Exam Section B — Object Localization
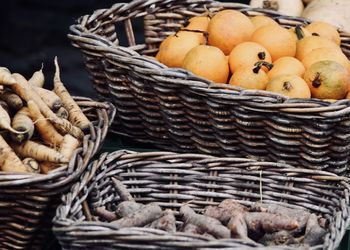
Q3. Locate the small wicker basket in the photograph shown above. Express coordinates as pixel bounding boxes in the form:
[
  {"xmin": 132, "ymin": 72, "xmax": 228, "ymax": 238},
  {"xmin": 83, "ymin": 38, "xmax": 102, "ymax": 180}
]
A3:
[
  {"xmin": 54, "ymin": 150, "xmax": 350, "ymax": 250},
  {"xmin": 0, "ymin": 97, "xmax": 115, "ymax": 249},
  {"xmin": 68, "ymin": 0, "xmax": 350, "ymax": 176}
]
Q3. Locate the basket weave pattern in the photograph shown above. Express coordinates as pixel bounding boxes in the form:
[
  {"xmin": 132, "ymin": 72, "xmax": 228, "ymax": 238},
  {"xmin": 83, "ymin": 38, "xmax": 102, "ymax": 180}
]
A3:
[
  {"xmin": 0, "ymin": 97, "xmax": 115, "ymax": 249},
  {"xmin": 54, "ymin": 150, "xmax": 350, "ymax": 250},
  {"xmin": 69, "ymin": 0, "xmax": 350, "ymax": 175}
]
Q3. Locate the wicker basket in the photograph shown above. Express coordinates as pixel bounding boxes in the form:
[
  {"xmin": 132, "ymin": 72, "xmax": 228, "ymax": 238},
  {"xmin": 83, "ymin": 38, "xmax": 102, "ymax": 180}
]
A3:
[
  {"xmin": 0, "ymin": 96, "xmax": 115, "ymax": 250},
  {"xmin": 53, "ymin": 150, "xmax": 350, "ymax": 250},
  {"xmin": 68, "ymin": 0, "xmax": 350, "ymax": 175}
]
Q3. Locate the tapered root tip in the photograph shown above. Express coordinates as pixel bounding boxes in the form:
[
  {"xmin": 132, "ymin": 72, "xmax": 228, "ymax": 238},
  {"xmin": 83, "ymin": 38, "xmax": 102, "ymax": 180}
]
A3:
[{"xmin": 54, "ymin": 56, "xmax": 61, "ymax": 81}]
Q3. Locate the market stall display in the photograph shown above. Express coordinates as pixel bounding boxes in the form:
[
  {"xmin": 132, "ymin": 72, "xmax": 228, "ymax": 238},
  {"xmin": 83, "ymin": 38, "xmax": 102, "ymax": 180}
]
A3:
[{"xmin": 1, "ymin": 0, "xmax": 350, "ymax": 249}]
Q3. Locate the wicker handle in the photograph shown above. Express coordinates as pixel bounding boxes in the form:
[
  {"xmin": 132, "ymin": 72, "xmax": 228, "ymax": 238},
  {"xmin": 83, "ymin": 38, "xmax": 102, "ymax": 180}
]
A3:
[
  {"xmin": 70, "ymin": 0, "xmax": 216, "ymax": 49},
  {"xmin": 82, "ymin": 0, "xmax": 216, "ymax": 29}
]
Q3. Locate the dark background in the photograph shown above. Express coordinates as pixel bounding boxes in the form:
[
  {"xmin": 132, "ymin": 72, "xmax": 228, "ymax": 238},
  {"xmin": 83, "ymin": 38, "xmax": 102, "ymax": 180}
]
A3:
[{"xmin": 0, "ymin": 0, "xmax": 249, "ymax": 98}]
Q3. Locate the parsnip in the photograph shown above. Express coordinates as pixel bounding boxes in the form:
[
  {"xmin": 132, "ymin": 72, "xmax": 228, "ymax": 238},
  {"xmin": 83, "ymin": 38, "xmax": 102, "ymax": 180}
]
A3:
[
  {"xmin": 11, "ymin": 73, "xmax": 83, "ymax": 139},
  {"xmin": 53, "ymin": 57, "xmax": 90, "ymax": 130}
]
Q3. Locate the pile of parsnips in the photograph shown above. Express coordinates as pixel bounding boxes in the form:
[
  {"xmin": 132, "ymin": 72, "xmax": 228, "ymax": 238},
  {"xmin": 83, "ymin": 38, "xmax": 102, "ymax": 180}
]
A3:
[{"xmin": 0, "ymin": 57, "xmax": 90, "ymax": 174}]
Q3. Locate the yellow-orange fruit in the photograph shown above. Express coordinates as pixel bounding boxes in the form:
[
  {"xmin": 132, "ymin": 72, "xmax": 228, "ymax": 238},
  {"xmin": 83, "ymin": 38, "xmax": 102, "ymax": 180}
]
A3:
[
  {"xmin": 183, "ymin": 45, "xmax": 229, "ymax": 83},
  {"xmin": 296, "ymin": 35, "xmax": 341, "ymax": 61},
  {"xmin": 184, "ymin": 16, "xmax": 211, "ymax": 44},
  {"xmin": 304, "ymin": 60, "xmax": 349, "ymax": 99},
  {"xmin": 156, "ymin": 31, "xmax": 202, "ymax": 68},
  {"xmin": 251, "ymin": 25, "xmax": 296, "ymax": 61},
  {"xmin": 305, "ymin": 21, "xmax": 341, "ymax": 45},
  {"xmin": 185, "ymin": 16, "xmax": 211, "ymax": 31},
  {"xmin": 228, "ymin": 42, "xmax": 272, "ymax": 73},
  {"xmin": 229, "ymin": 64, "xmax": 269, "ymax": 90},
  {"xmin": 301, "ymin": 47, "xmax": 350, "ymax": 73},
  {"xmin": 266, "ymin": 74, "xmax": 311, "ymax": 98},
  {"xmin": 268, "ymin": 57, "xmax": 305, "ymax": 79},
  {"xmin": 250, "ymin": 15, "xmax": 279, "ymax": 30},
  {"xmin": 288, "ymin": 26, "xmax": 312, "ymax": 42},
  {"xmin": 208, "ymin": 10, "xmax": 254, "ymax": 55}
]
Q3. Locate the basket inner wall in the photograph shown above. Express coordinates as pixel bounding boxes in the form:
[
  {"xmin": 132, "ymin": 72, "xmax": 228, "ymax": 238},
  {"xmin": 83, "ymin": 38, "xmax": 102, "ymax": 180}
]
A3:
[{"xmin": 72, "ymin": 155, "xmax": 344, "ymax": 228}]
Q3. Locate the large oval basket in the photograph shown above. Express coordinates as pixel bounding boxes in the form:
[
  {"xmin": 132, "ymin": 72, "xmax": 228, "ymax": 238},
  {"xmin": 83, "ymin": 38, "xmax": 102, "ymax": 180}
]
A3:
[
  {"xmin": 53, "ymin": 150, "xmax": 350, "ymax": 250},
  {"xmin": 0, "ymin": 97, "xmax": 115, "ymax": 249},
  {"xmin": 68, "ymin": 0, "xmax": 350, "ymax": 175}
]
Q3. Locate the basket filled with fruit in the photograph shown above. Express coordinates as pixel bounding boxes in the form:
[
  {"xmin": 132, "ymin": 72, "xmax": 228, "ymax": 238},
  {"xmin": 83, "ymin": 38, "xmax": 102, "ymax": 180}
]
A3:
[
  {"xmin": 53, "ymin": 150, "xmax": 350, "ymax": 249},
  {"xmin": 0, "ymin": 59, "xmax": 115, "ymax": 249},
  {"xmin": 69, "ymin": 0, "xmax": 350, "ymax": 175}
]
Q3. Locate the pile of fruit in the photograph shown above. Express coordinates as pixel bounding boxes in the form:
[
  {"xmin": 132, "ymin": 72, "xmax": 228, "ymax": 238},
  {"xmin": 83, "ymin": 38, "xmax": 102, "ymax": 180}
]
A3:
[
  {"xmin": 94, "ymin": 179, "xmax": 327, "ymax": 248},
  {"xmin": 0, "ymin": 58, "xmax": 90, "ymax": 174},
  {"xmin": 155, "ymin": 9, "xmax": 350, "ymax": 100}
]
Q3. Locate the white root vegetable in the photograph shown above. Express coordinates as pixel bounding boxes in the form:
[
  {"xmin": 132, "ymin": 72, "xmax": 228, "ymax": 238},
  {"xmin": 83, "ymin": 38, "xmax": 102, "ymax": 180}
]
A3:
[
  {"xmin": 0, "ymin": 67, "xmax": 16, "ymax": 85},
  {"xmin": 59, "ymin": 134, "xmax": 80, "ymax": 159},
  {"xmin": 12, "ymin": 140, "xmax": 69, "ymax": 163},
  {"xmin": 0, "ymin": 91, "xmax": 23, "ymax": 111},
  {"xmin": 28, "ymin": 64, "xmax": 45, "ymax": 87},
  {"xmin": 27, "ymin": 100, "xmax": 64, "ymax": 146},
  {"xmin": 11, "ymin": 73, "xmax": 83, "ymax": 139},
  {"xmin": 0, "ymin": 103, "xmax": 28, "ymax": 134},
  {"xmin": 53, "ymin": 57, "xmax": 91, "ymax": 130},
  {"xmin": 250, "ymin": 0, "xmax": 304, "ymax": 17},
  {"xmin": 0, "ymin": 135, "xmax": 27, "ymax": 173},
  {"xmin": 33, "ymin": 86, "xmax": 62, "ymax": 111},
  {"xmin": 55, "ymin": 107, "xmax": 69, "ymax": 119},
  {"xmin": 11, "ymin": 108, "xmax": 35, "ymax": 142},
  {"xmin": 302, "ymin": 0, "xmax": 350, "ymax": 33},
  {"xmin": 22, "ymin": 158, "xmax": 40, "ymax": 173}
]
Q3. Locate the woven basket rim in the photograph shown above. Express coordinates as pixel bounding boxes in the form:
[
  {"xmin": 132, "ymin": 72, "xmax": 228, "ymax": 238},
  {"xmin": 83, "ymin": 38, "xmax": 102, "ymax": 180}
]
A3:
[
  {"xmin": 0, "ymin": 96, "xmax": 116, "ymax": 188},
  {"xmin": 53, "ymin": 150, "xmax": 350, "ymax": 249}
]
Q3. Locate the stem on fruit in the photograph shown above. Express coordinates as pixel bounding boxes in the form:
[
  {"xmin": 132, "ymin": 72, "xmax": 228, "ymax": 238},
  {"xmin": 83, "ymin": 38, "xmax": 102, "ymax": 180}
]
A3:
[
  {"xmin": 295, "ymin": 25, "xmax": 305, "ymax": 40},
  {"xmin": 283, "ymin": 81, "xmax": 292, "ymax": 91},
  {"xmin": 312, "ymin": 72, "xmax": 322, "ymax": 88},
  {"xmin": 258, "ymin": 52, "xmax": 266, "ymax": 60},
  {"xmin": 254, "ymin": 61, "xmax": 274, "ymax": 74}
]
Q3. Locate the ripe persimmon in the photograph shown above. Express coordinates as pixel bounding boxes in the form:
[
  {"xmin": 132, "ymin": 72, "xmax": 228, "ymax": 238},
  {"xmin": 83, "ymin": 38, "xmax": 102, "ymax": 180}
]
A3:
[
  {"xmin": 228, "ymin": 42, "xmax": 271, "ymax": 73},
  {"xmin": 229, "ymin": 61, "xmax": 271, "ymax": 90},
  {"xmin": 184, "ymin": 16, "xmax": 211, "ymax": 31},
  {"xmin": 266, "ymin": 74, "xmax": 311, "ymax": 98},
  {"xmin": 268, "ymin": 57, "xmax": 305, "ymax": 79},
  {"xmin": 208, "ymin": 10, "xmax": 254, "ymax": 55},
  {"xmin": 288, "ymin": 25, "xmax": 312, "ymax": 42},
  {"xmin": 305, "ymin": 21, "xmax": 341, "ymax": 45},
  {"xmin": 183, "ymin": 16, "xmax": 211, "ymax": 44},
  {"xmin": 304, "ymin": 60, "xmax": 349, "ymax": 99},
  {"xmin": 156, "ymin": 31, "xmax": 202, "ymax": 68},
  {"xmin": 250, "ymin": 15, "xmax": 279, "ymax": 30},
  {"xmin": 301, "ymin": 47, "xmax": 350, "ymax": 73},
  {"xmin": 251, "ymin": 24, "xmax": 296, "ymax": 61},
  {"xmin": 182, "ymin": 45, "xmax": 229, "ymax": 83},
  {"xmin": 296, "ymin": 35, "xmax": 341, "ymax": 61}
]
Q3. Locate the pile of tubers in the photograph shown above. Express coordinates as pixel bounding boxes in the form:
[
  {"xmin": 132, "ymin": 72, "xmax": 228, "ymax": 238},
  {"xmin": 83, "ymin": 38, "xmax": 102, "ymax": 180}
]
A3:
[
  {"xmin": 94, "ymin": 179, "xmax": 327, "ymax": 247},
  {"xmin": 0, "ymin": 57, "xmax": 90, "ymax": 174}
]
